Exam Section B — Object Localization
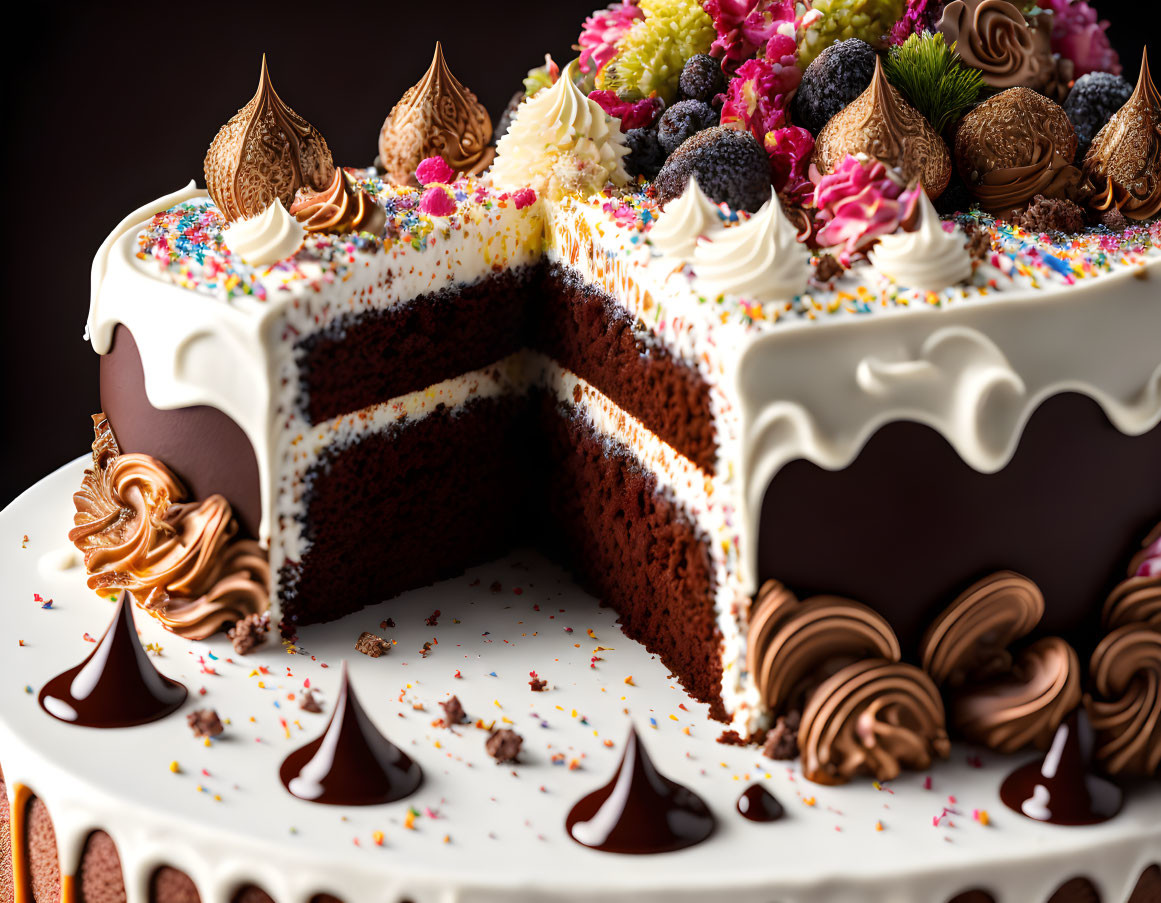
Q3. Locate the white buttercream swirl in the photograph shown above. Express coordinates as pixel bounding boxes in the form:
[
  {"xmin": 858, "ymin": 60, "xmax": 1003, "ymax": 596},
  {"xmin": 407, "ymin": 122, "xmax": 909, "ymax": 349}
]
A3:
[
  {"xmin": 868, "ymin": 189, "xmax": 973, "ymax": 291},
  {"xmin": 690, "ymin": 193, "xmax": 809, "ymax": 303},
  {"xmin": 648, "ymin": 176, "xmax": 722, "ymax": 259},
  {"xmin": 490, "ymin": 60, "xmax": 630, "ymax": 200},
  {"xmin": 224, "ymin": 199, "xmax": 306, "ymax": 268}
]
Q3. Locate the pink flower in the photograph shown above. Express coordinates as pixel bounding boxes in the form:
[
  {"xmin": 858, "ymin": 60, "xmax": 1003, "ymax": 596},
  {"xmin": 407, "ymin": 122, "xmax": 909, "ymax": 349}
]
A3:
[
  {"xmin": 720, "ymin": 58, "xmax": 790, "ymax": 139},
  {"xmin": 418, "ymin": 185, "xmax": 457, "ymax": 217},
  {"xmin": 888, "ymin": 0, "xmax": 945, "ymax": 45},
  {"xmin": 705, "ymin": 0, "xmax": 798, "ymax": 73},
  {"xmin": 577, "ymin": 2, "xmax": 644, "ymax": 75},
  {"xmin": 765, "ymin": 126, "xmax": 814, "ymax": 201},
  {"xmin": 588, "ymin": 90, "xmax": 663, "ymax": 130},
  {"xmin": 1037, "ymin": 0, "xmax": 1121, "ymax": 76},
  {"xmin": 812, "ymin": 155, "xmax": 921, "ymax": 264},
  {"xmin": 416, "ymin": 156, "xmax": 456, "ymax": 186},
  {"xmin": 510, "ymin": 188, "xmax": 537, "ymax": 210}
]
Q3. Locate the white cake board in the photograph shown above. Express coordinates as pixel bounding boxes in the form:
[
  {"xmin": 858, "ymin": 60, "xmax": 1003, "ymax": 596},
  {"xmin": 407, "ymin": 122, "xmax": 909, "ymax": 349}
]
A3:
[{"xmin": 1, "ymin": 460, "xmax": 1157, "ymax": 903}]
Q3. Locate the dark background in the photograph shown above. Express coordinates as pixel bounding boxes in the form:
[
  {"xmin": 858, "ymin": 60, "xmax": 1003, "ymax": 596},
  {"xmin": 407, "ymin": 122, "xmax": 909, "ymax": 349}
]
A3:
[{"xmin": 0, "ymin": 0, "xmax": 1148, "ymax": 507}]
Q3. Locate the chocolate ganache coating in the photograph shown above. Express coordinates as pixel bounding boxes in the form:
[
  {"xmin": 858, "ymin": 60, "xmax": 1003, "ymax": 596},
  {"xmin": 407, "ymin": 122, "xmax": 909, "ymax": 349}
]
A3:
[
  {"xmin": 999, "ymin": 711, "xmax": 1122, "ymax": 825},
  {"xmin": 100, "ymin": 325, "xmax": 262, "ymax": 538},
  {"xmin": 565, "ymin": 725, "xmax": 714, "ymax": 854},
  {"xmin": 39, "ymin": 592, "xmax": 187, "ymax": 728}
]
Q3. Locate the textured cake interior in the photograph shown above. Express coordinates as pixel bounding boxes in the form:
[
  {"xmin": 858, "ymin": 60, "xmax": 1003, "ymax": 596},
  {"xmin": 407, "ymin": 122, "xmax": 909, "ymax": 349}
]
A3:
[{"xmin": 264, "ymin": 263, "xmax": 726, "ymax": 714}]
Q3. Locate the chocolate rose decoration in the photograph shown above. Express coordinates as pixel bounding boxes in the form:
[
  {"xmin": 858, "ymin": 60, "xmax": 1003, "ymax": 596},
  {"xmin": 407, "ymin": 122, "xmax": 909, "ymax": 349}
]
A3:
[
  {"xmin": 813, "ymin": 58, "xmax": 952, "ymax": 198},
  {"xmin": 1102, "ymin": 521, "xmax": 1161, "ymax": 632},
  {"xmin": 938, "ymin": 0, "xmax": 1053, "ymax": 91},
  {"xmin": 954, "ymin": 87, "xmax": 1085, "ymax": 216},
  {"xmin": 921, "ymin": 571, "xmax": 1080, "ymax": 753},
  {"xmin": 70, "ymin": 415, "xmax": 269, "ymax": 640},
  {"xmin": 920, "ymin": 571, "xmax": 1044, "ymax": 688},
  {"xmin": 952, "ymin": 637, "xmax": 1081, "ymax": 753},
  {"xmin": 1086, "ymin": 624, "xmax": 1161, "ymax": 777},
  {"xmin": 798, "ymin": 659, "xmax": 950, "ymax": 785},
  {"xmin": 1084, "ymin": 50, "xmax": 1161, "ymax": 222},
  {"xmin": 747, "ymin": 581, "xmax": 901, "ymax": 715},
  {"xmin": 205, "ymin": 56, "xmax": 334, "ymax": 222},
  {"xmin": 289, "ymin": 167, "xmax": 386, "ymax": 236}
]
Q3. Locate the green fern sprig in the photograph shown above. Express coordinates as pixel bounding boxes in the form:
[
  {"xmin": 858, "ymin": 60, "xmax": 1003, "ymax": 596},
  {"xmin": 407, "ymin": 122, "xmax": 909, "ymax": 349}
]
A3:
[{"xmin": 883, "ymin": 31, "xmax": 985, "ymax": 134}]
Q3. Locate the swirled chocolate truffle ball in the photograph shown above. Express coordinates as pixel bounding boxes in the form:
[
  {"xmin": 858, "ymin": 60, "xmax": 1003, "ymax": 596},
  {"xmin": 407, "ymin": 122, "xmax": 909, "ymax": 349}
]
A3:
[
  {"xmin": 954, "ymin": 87, "xmax": 1081, "ymax": 215},
  {"xmin": 653, "ymin": 127, "xmax": 772, "ymax": 212},
  {"xmin": 791, "ymin": 39, "xmax": 877, "ymax": 135}
]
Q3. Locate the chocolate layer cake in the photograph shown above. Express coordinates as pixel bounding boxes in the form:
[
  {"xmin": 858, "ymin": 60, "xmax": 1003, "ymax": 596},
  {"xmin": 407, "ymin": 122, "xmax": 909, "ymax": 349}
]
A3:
[{"xmin": 4, "ymin": 4, "xmax": 1161, "ymax": 901}]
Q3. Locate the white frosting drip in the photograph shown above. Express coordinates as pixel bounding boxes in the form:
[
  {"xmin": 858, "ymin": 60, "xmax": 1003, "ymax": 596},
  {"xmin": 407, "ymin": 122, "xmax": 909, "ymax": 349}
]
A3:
[
  {"xmin": 690, "ymin": 194, "xmax": 809, "ymax": 303},
  {"xmin": 868, "ymin": 190, "xmax": 972, "ymax": 291},
  {"xmin": 223, "ymin": 199, "xmax": 305, "ymax": 268},
  {"xmin": 647, "ymin": 176, "xmax": 722, "ymax": 259},
  {"xmin": 490, "ymin": 61, "xmax": 630, "ymax": 199}
]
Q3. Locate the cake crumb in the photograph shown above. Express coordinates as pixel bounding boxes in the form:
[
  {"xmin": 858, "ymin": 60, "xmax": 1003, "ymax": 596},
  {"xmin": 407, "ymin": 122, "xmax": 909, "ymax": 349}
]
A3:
[
  {"xmin": 486, "ymin": 728, "xmax": 523, "ymax": 764},
  {"xmin": 187, "ymin": 709, "xmax": 224, "ymax": 739},
  {"xmin": 228, "ymin": 613, "xmax": 269, "ymax": 656},
  {"xmin": 356, "ymin": 631, "xmax": 390, "ymax": 657},
  {"xmin": 299, "ymin": 688, "xmax": 323, "ymax": 713},
  {"xmin": 762, "ymin": 711, "xmax": 801, "ymax": 760},
  {"xmin": 379, "ymin": 618, "xmax": 396, "ymax": 630},
  {"xmin": 529, "ymin": 671, "xmax": 548, "ymax": 692},
  {"xmin": 441, "ymin": 695, "xmax": 466, "ymax": 726}
]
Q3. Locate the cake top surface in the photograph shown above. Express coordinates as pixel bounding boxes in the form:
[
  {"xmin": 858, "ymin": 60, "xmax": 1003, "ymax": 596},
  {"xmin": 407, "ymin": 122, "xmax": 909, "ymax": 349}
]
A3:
[{"xmin": 124, "ymin": 178, "xmax": 1161, "ymax": 337}]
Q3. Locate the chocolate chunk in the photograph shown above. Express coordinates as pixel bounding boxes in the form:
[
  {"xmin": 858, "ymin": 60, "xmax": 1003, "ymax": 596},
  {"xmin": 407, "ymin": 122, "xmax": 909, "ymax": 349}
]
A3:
[
  {"xmin": 299, "ymin": 688, "xmax": 323, "ymax": 713},
  {"xmin": 425, "ymin": 610, "xmax": 441, "ymax": 626},
  {"xmin": 485, "ymin": 728, "xmax": 523, "ymax": 763},
  {"xmin": 187, "ymin": 709, "xmax": 224, "ymax": 739},
  {"xmin": 762, "ymin": 711, "xmax": 802, "ymax": 760},
  {"xmin": 529, "ymin": 676, "xmax": 548, "ymax": 692},
  {"xmin": 814, "ymin": 254, "xmax": 844, "ymax": 282},
  {"xmin": 355, "ymin": 631, "xmax": 390, "ymax": 657},
  {"xmin": 964, "ymin": 222, "xmax": 994, "ymax": 261},
  {"xmin": 379, "ymin": 618, "xmax": 395, "ymax": 630},
  {"xmin": 227, "ymin": 612, "xmax": 269, "ymax": 656},
  {"xmin": 441, "ymin": 695, "xmax": 466, "ymax": 725}
]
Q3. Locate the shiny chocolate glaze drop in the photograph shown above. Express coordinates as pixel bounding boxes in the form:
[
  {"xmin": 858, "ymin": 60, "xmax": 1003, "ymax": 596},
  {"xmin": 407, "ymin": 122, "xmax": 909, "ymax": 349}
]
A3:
[
  {"xmin": 280, "ymin": 662, "xmax": 422, "ymax": 805},
  {"xmin": 736, "ymin": 783, "xmax": 785, "ymax": 822},
  {"xmin": 1000, "ymin": 710, "xmax": 1123, "ymax": 825},
  {"xmin": 39, "ymin": 592, "xmax": 187, "ymax": 728},
  {"xmin": 565, "ymin": 725, "xmax": 714, "ymax": 854}
]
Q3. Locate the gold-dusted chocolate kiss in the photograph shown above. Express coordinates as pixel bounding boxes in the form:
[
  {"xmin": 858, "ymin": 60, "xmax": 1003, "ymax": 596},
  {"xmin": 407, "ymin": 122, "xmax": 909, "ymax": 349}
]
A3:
[
  {"xmin": 813, "ymin": 57, "xmax": 952, "ymax": 198},
  {"xmin": 290, "ymin": 167, "xmax": 386, "ymax": 236},
  {"xmin": 377, "ymin": 42, "xmax": 494, "ymax": 186},
  {"xmin": 205, "ymin": 55, "xmax": 334, "ymax": 222},
  {"xmin": 1084, "ymin": 49, "xmax": 1161, "ymax": 222}
]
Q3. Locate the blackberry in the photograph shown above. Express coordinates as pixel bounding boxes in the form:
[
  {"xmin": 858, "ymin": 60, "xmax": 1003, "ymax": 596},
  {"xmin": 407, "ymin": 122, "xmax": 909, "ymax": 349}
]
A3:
[
  {"xmin": 791, "ymin": 38, "xmax": 877, "ymax": 135},
  {"xmin": 654, "ymin": 126, "xmax": 772, "ymax": 212},
  {"xmin": 656, "ymin": 100, "xmax": 720, "ymax": 156},
  {"xmin": 1064, "ymin": 71, "xmax": 1134, "ymax": 160},
  {"xmin": 678, "ymin": 54, "xmax": 727, "ymax": 104},
  {"xmin": 623, "ymin": 128, "xmax": 667, "ymax": 181}
]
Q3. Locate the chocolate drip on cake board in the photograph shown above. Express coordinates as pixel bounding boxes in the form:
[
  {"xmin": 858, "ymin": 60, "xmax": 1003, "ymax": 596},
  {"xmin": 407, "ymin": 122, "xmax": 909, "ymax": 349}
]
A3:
[
  {"xmin": 566, "ymin": 726, "xmax": 714, "ymax": 854},
  {"xmin": 38, "ymin": 592, "xmax": 187, "ymax": 728},
  {"xmin": 281, "ymin": 662, "xmax": 422, "ymax": 805},
  {"xmin": 735, "ymin": 784, "xmax": 785, "ymax": 822},
  {"xmin": 1000, "ymin": 711, "xmax": 1122, "ymax": 826}
]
